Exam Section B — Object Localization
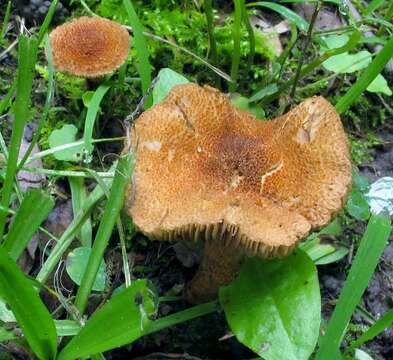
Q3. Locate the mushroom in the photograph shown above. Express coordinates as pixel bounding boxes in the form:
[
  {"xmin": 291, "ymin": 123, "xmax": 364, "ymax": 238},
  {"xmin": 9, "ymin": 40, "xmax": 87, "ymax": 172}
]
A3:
[
  {"xmin": 125, "ymin": 84, "xmax": 351, "ymax": 304},
  {"xmin": 49, "ymin": 16, "xmax": 130, "ymax": 78}
]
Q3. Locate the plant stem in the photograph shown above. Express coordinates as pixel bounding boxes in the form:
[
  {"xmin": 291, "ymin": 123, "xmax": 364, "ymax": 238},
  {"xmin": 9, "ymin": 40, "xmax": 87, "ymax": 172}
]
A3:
[
  {"xmin": 257, "ymin": 30, "xmax": 361, "ymax": 105},
  {"xmin": 0, "ymin": 1, "xmax": 11, "ymax": 44},
  {"xmin": 335, "ymin": 35, "xmax": 393, "ymax": 114},
  {"xmin": 242, "ymin": 0, "xmax": 255, "ymax": 74},
  {"xmin": 145, "ymin": 301, "xmax": 219, "ymax": 335},
  {"xmin": 0, "ymin": 79, "xmax": 16, "ymax": 116},
  {"xmin": 36, "ymin": 184, "xmax": 107, "ymax": 284},
  {"xmin": 289, "ymin": 2, "xmax": 321, "ymax": 100},
  {"xmin": 74, "ymin": 154, "xmax": 134, "ymax": 314},
  {"xmin": 229, "ymin": 0, "xmax": 243, "ymax": 92},
  {"xmin": 205, "ymin": 0, "xmax": 218, "ymax": 67}
]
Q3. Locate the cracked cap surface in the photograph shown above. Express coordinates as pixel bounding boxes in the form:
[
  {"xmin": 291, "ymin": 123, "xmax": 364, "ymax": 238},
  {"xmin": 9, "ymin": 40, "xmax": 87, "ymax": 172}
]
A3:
[
  {"xmin": 50, "ymin": 16, "xmax": 130, "ymax": 77},
  {"xmin": 125, "ymin": 84, "xmax": 351, "ymax": 257}
]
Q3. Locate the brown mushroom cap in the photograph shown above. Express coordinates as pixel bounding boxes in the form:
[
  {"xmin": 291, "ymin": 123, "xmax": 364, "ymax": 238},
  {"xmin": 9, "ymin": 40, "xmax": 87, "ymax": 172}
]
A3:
[
  {"xmin": 49, "ymin": 16, "xmax": 130, "ymax": 77},
  {"xmin": 126, "ymin": 84, "xmax": 351, "ymax": 258}
]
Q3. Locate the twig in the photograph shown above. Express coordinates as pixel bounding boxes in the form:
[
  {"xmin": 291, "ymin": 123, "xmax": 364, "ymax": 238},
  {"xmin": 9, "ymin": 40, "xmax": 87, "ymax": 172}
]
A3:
[
  {"xmin": 289, "ymin": 2, "xmax": 321, "ymax": 101},
  {"xmin": 123, "ymin": 75, "xmax": 160, "ymax": 127},
  {"xmin": 0, "ymin": 39, "xmax": 18, "ymax": 62}
]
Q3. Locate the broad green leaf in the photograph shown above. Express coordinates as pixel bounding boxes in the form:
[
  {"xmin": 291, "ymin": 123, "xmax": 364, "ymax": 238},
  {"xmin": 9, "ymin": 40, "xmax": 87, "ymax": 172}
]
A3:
[
  {"xmin": 320, "ymin": 34, "xmax": 350, "ymax": 51},
  {"xmin": 248, "ymin": 2, "xmax": 309, "ymax": 32},
  {"xmin": 300, "ymin": 237, "xmax": 336, "ymax": 262},
  {"xmin": 83, "ymin": 84, "xmax": 110, "ymax": 155},
  {"xmin": 352, "ymin": 170, "xmax": 369, "ymax": 193},
  {"xmin": 366, "ymin": 74, "xmax": 392, "ymax": 95},
  {"xmin": 3, "ymin": 189, "xmax": 54, "ymax": 260},
  {"xmin": 319, "ymin": 218, "xmax": 342, "ymax": 236},
  {"xmin": 346, "ymin": 191, "xmax": 371, "ymax": 220},
  {"xmin": 66, "ymin": 247, "xmax": 106, "ymax": 291},
  {"xmin": 219, "ymin": 250, "xmax": 320, "ymax": 360},
  {"xmin": 0, "ymin": 325, "xmax": 15, "ymax": 342},
  {"xmin": 82, "ymin": 90, "xmax": 94, "ymax": 107},
  {"xmin": 316, "ymin": 215, "xmax": 391, "ymax": 359},
  {"xmin": 315, "ymin": 247, "xmax": 349, "ymax": 265},
  {"xmin": 354, "ymin": 349, "xmax": 374, "ymax": 360},
  {"xmin": 69, "ymin": 177, "xmax": 92, "ymax": 247},
  {"xmin": 0, "ymin": 247, "xmax": 57, "ymax": 359},
  {"xmin": 153, "ymin": 68, "xmax": 189, "ymax": 105},
  {"xmin": 0, "ymin": 320, "xmax": 82, "ymax": 342},
  {"xmin": 335, "ymin": 36, "xmax": 393, "ymax": 114},
  {"xmin": 231, "ymin": 94, "xmax": 265, "ymax": 119},
  {"xmin": 249, "ymin": 83, "xmax": 278, "ymax": 103},
  {"xmin": 0, "ymin": 297, "xmax": 15, "ymax": 322},
  {"xmin": 48, "ymin": 124, "xmax": 84, "ymax": 162},
  {"xmin": 55, "ymin": 320, "xmax": 81, "ymax": 337},
  {"xmin": 322, "ymin": 51, "xmax": 372, "ymax": 74},
  {"xmin": 58, "ymin": 279, "xmax": 157, "ymax": 360}
]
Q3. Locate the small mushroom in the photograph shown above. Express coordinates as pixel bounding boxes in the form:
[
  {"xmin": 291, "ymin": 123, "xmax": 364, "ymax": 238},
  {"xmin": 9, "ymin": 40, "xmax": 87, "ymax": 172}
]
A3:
[
  {"xmin": 49, "ymin": 16, "xmax": 130, "ymax": 78},
  {"xmin": 125, "ymin": 84, "xmax": 351, "ymax": 304}
]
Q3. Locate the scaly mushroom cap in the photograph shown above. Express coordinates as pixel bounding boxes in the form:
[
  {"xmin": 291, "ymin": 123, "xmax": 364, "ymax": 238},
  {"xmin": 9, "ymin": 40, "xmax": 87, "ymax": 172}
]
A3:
[
  {"xmin": 50, "ymin": 16, "xmax": 130, "ymax": 77},
  {"xmin": 126, "ymin": 84, "xmax": 351, "ymax": 258}
]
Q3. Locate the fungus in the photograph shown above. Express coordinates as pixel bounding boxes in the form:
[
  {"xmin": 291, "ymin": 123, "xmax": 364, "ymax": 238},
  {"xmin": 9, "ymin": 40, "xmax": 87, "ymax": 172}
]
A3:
[
  {"xmin": 49, "ymin": 16, "xmax": 130, "ymax": 77},
  {"xmin": 125, "ymin": 84, "xmax": 351, "ymax": 304}
]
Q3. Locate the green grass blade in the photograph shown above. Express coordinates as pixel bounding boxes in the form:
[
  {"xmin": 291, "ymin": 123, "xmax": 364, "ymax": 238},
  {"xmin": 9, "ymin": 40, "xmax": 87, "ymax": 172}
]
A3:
[
  {"xmin": 0, "ymin": 247, "xmax": 57, "ymax": 359},
  {"xmin": 248, "ymin": 2, "xmax": 309, "ymax": 32},
  {"xmin": 364, "ymin": 0, "xmax": 385, "ymax": 16},
  {"xmin": 205, "ymin": 0, "xmax": 218, "ymax": 67},
  {"xmin": 36, "ymin": 180, "xmax": 108, "ymax": 284},
  {"xmin": 1, "ymin": 320, "xmax": 81, "ymax": 342},
  {"xmin": 74, "ymin": 154, "xmax": 134, "ymax": 314},
  {"xmin": 58, "ymin": 280, "xmax": 156, "ymax": 360},
  {"xmin": 17, "ymin": 35, "xmax": 55, "ymax": 172},
  {"xmin": 316, "ymin": 214, "xmax": 392, "ymax": 359},
  {"xmin": 0, "ymin": 35, "xmax": 38, "ymax": 241},
  {"xmin": 122, "ymin": 0, "xmax": 152, "ymax": 108},
  {"xmin": 0, "ymin": 1, "xmax": 11, "ymax": 44},
  {"xmin": 229, "ymin": 0, "xmax": 242, "ymax": 92},
  {"xmin": 349, "ymin": 308, "xmax": 393, "ymax": 351},
  {"xmin": 3, "ymin": 189, "xmax": 54, "ymax": 260},
  {"xmin": 35, "ymin": 162, "xmax": 120, "ymax": 284},
  {"xmin": 69, "ymin": 178, "xmax": 92, "ymax": 247},
  {"xmin": 0, "ymin": 78, "xmax": 16, "ymax": 116},
  {"xmin": 83, "ymin": 84, "xmax": 111, "ymax": 155},
  {"xmin": 242, "ymin": 1, "xmax": 255, "ymax": 73},
  {"xmin": 37, "ymin": 0, "xmax": 58, "ymax": 45},
  {"xmin": 335, "ymin": 35, "xmax": 393, "ymax": 114}
]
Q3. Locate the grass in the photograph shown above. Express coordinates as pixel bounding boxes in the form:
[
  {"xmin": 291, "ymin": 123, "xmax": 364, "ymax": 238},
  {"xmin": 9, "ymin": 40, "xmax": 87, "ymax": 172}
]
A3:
[{"xmin": 0, "ymin": 1, "xmax": 393, "ymax": 359}]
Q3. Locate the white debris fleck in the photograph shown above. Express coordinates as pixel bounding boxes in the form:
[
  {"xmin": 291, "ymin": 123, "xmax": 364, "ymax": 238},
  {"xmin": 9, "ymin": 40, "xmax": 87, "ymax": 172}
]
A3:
[
  {"xmin": 142, "ymin": 141, "xmax": 161, "ymax": 152},
  {"xmin": 366, "ymin": 176, "xmax": 393, "ymax": 216}
]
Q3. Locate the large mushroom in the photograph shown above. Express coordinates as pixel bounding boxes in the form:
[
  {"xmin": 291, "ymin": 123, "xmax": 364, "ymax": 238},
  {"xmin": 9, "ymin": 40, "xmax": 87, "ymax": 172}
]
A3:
[
  {"xmin": 49, "ymin": 16, "xmax": 130, "ymax": 77},
  {"xmin": 125, "ymin": 84, "xmax": 351, "ymax": 304}
]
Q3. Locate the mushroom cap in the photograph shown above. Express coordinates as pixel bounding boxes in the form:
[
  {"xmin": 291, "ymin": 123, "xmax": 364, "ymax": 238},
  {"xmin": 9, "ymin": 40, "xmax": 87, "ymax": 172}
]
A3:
[
  {"xmin": 126, "ymin": 84, "xmax": 351, "ymax": 258},
  {"xmin": 49, "ymin": 16, "xmax": 130, "ymax": 77}
]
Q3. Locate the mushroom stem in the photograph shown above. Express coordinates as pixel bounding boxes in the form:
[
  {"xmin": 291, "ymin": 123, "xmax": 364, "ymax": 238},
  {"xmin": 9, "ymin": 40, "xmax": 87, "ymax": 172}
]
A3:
[{"xmin": 186, "ymin": 237, "xmax": 244, "ymax": 304}]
